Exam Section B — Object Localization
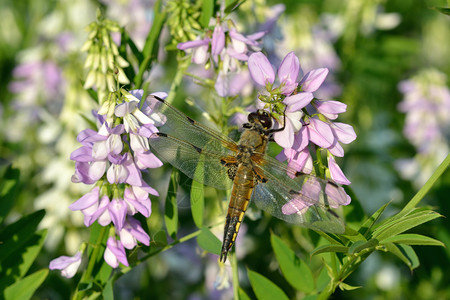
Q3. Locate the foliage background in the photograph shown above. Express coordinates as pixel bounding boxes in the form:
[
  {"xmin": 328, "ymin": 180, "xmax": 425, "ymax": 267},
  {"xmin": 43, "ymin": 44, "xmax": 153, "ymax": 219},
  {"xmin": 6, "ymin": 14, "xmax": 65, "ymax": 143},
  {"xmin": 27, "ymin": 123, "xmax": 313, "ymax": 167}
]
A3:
[{"xmin": 0, "ymin": 0, "xmax": 449, "ymax": 299}]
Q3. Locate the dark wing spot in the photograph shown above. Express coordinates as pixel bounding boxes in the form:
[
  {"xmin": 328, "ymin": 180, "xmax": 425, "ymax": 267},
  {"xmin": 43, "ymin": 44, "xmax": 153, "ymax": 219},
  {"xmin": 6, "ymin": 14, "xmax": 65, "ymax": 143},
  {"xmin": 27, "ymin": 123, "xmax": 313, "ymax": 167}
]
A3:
[
  {"xmin": 186, "ymin": 116, "xmax": 196, "ymax": 125},
  {"xmin": 156, "ymin": 132, "xmax": 168, "ymax": 137},
  {"xmin": 289, "ymin": 189, "xmax": 300, "ymax": 195},
  {"xmin": 192, "ymin": 144, "xmax": 202, "ymax": 154}
]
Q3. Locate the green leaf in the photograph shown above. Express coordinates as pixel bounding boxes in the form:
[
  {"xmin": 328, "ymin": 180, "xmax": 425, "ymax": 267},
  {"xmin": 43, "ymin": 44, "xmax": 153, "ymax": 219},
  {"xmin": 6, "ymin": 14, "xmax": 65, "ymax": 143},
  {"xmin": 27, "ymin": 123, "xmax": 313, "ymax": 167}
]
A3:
[
  {"xmin": 224, "ymin": 0, "xmax": 246, "ymax": 14},
  {"xmin": 165, "ymin": 170, "xmax": 179, "ymax": 239},
  {"xmin": 270, "ymin": 234, "xmax": 314, "ymax": 293},
  {"xmin": 358, "ymin": 202, "xmax": 390, "ymax": 237},
  {"xmin": 348, "ymin": 239, "xmax": 379, "ymax": 254},
  {"xmin": 153, "ymin": 230, "xmax": 168, "ymax": 247},
  {"xmin": 134, "ymin": 0, "xmax": 166, "ymax": 88},
  {"xmin": 0, "ymin": 165, "xmax": 20, "ymax": 224},
  {"xmin": 238, "ymin": 288, "xmax": 251, "ymax": 300},
  {"xmin": 384, "ymin": 243, "xmax": 420, "ymax": 270},
  {"xmin": 381, "ymin": 234, "xmax": 444, "ymax": 246},
  {"xmin": 311, "ymin": 245, "xmax": 349, "ymax": 256},
  {"xmin": 247, "ymin": 269, "xmax": 289, "ymax": 300},
  {"xmin": 0, "ymin": 210, "xmax": 45, "ymax": 266},
  {"xmin": 338, "ymin": 282, "xmax": 361, "ymax": 291},
  {"xmin": 197, "ymin": 227, "xmax": 221, "ymax": 255},
  {"xmin": 373, "ymin": 210, "xmax": 442, "ymax": 241},
  {"xmin": 103, "ymin": 278, "xmax": 114, "ymax": 300},
  {"xmin": 0, "ymin": 229, "xmax": 47, "ymax": 291},
  {"xmin": 4, "ymin": 269, "xmax": 48, "ymax": 300},
  {"xmin": 190, "ymin": 179, "xmax": 204, "ymax": 228},
  {"xmin": 433, "ymin": 7, "xmax": 450, "ymax": 16},
  {"xmin": 200, "ymin": 0, "xmax": 214, "ymax": 28}
]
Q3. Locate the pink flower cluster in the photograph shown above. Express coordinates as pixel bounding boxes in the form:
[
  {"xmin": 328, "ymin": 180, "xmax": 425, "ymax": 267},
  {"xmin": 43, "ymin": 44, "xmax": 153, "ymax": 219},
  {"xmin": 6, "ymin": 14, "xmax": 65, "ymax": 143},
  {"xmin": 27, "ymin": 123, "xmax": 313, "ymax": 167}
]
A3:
[
  {"xmin": 248, "ymin": 52, "xmax": 356, "ymax": 186},
  {"xmin": 50, "ymin": 90, "xmax": 164, "ymax": 275}
]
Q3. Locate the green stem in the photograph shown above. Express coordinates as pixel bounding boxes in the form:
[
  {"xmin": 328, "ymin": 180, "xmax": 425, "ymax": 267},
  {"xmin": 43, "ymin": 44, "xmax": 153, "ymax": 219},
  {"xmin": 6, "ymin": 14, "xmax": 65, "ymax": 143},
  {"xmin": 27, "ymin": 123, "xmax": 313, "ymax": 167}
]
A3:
[
  {"xmin": 73, "ymin": 225, "xmax": 108, "ymax": 300},
  {"xmin": 231, "ymin": 252, "xmax": 240, "ymax": 300},
  {"xmin": 400, "ymin": 153, "xmax": 450, "ymax": 215},
  {"xmin": 134, "ymin": 0, "xmax": 166, "ymax": 89},
  {"xmin": 163, "ymin": 57, "xmax": 191, "ymax": 104}
]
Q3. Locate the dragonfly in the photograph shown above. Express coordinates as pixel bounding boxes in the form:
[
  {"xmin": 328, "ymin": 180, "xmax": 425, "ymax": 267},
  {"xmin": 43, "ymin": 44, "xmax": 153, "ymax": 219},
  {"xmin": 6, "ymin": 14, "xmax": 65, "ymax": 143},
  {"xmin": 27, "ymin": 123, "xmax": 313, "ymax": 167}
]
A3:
[{"xmin": 147, "ymin": 95, "xmax": 349, "ymax": 262}]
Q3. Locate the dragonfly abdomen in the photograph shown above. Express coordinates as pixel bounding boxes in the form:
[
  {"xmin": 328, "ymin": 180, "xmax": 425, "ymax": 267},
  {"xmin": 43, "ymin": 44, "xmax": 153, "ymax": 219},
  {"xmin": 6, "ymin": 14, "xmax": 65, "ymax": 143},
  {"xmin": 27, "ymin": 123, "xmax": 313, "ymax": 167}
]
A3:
[{"xmin": 220, "ymin": 165, "xmax": 255, "ymax": 262}]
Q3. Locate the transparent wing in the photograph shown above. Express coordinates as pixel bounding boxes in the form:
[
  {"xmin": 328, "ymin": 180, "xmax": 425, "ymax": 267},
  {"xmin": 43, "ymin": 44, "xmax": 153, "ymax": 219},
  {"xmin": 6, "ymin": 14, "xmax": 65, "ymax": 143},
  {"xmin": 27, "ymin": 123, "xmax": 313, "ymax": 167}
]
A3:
[
  {"xmin": 147, "ymin": 95, "xmax": 238, "ymax": 155},
  {"xmin": 150, "ymin": 132, "xmax": 233, "ymax": 190},
  {"xmin": 250, "ymin": 154, "xmax": 349, "ymax": 233}
]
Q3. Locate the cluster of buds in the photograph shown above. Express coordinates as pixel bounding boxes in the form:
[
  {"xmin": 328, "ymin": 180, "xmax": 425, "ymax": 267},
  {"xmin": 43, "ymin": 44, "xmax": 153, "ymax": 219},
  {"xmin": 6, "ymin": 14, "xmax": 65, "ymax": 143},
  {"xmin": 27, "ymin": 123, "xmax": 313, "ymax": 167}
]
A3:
[
  {"xmin": 82, "ymin": 11, "xmax": 130, "ymax": 104},
  {"xmin": 50, "ymin": 89, "xmax": 165, "ymax": 275},
  {"xmin": 247, "ymin": 51, "xmax": 356, "ymax": 188}
]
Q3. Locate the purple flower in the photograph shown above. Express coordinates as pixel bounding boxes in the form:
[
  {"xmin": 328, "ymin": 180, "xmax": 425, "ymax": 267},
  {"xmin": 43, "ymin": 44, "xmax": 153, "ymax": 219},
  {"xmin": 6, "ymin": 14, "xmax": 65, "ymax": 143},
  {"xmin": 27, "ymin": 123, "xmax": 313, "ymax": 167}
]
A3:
[
  {"xmin": 104, "ymin": 237, "xmax": 129, "ymax": 268},
  {"xmin": 67, "ymin": 89, "xmax": 166, "ymax": 274},
  {"xmin": 119, "ymin": 217, "xmax": 150, "ymax": 249},
  {"xmin": 49, "ymin": 252, "xmax": 82, "ymax": 278}
]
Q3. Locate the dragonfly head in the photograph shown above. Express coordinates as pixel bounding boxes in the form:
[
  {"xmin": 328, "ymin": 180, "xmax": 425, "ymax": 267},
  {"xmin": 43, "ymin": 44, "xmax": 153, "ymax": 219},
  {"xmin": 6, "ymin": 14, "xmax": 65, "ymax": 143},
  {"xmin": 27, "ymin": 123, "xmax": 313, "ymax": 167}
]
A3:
[{"xmin": 247, "ymin": 110, "xmax": 273, "ymax": 131}]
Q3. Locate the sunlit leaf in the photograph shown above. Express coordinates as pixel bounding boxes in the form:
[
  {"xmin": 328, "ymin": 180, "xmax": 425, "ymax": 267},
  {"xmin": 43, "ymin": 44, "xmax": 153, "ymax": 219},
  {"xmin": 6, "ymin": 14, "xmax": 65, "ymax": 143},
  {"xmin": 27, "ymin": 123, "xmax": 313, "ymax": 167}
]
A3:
[
  {"xmin": 4, "ymin": 269, "xmax": 48, "ymax": 300},
  {"xmin": 197, "ymin": 227, "xmax": 221, "ymax": 255},
  {"xmin": 358, "ymin": 202, "xmax": 390, "ymax": 237},
  {"xmin": 381, "ymin": 234, "xmax": 444, "ymax": 246},
  {"xmin": 247, "ymin": 269, "xmax": 289, "ymax": 300},
  {"xmin": 373, "ymin": 210, "xmax": 441, "ymax": 241},
  {"xmin": 271, "ymin": 234, "xmax": 314, "ymax": 293}
]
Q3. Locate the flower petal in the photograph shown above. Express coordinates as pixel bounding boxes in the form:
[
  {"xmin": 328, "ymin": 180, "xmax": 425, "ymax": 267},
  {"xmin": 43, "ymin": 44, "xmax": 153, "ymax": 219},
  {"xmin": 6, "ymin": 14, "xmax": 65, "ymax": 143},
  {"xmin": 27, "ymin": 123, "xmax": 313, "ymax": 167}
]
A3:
[
  {"xmin": 278, "ymin": 52, "xmax": 299, "ymax": 86},
  {"xmin": 248, "ymin": 52, "xmax": 275, "ymax": 86},
  {"xmin": 284, "ymin": 93, "xmax": 314, "ymax": 112},
  {"xmin": 300, "ymin": 68, "xmax": 329, "ymax": 92},
  {"xmin": 328, "ymin": 156, "xmax": 351, "ymax": 185},
  {"xmin": 307, "ymin": 118, "xmax": 334, "ymax": 148}
]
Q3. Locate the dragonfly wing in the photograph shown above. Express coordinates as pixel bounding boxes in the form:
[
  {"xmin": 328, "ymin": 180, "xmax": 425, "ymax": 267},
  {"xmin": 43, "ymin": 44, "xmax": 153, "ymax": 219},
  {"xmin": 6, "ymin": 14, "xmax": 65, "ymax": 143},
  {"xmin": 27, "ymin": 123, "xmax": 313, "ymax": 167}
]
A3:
[
  {"xmin": 250, "ymin": 155, "xmax": 348, "ymax": 234},
  {"xmin": 150, "ymin": 132, "xmax": 233, "ymax": 190},
  {"xmin": 147, "ymin": 95, "xmax": 238, "ymax": 155}
]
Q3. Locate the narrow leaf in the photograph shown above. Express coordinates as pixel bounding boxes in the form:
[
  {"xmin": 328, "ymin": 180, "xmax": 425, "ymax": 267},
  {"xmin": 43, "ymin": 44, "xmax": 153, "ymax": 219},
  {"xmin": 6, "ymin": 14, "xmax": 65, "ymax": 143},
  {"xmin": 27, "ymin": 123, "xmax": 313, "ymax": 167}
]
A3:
[
  {"xmin": 373, "ymin": 210, "xmax": 441, "ymax": 241},
  {"xmin": 238, "ymin": 288, "xmax": 251, "ymax": 300},
  {"xmin": 4, "ymin": 269, "xmax": 48, "ymax": 300},
  {"xmin": 197, "ymin": 227, "xmax": 221, "ymax": 255},
  {"xmin": 270, "ymin": 234, "xmax": 314, "ymax": 293},
  {"xmin": 381, "ymin": 234, "xmax": 444, "ymax": 247},
  {"xmin": 358, "ymin": 202, "xmax": 390, "ymax": 237},
  {"xmin": 247, "ymin": 269, "xmax": 289, "ymax": 300},
  {"xmin": 384, "ymin": 243, "xmax": 420, "ymax": 270},
  {"xmin": 311, "ymin": 244, "xmax": 349, "ymax": 256},
  {"xmin": 165, "ymin": 170, "xmax": 179, "ymax": 239}
]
